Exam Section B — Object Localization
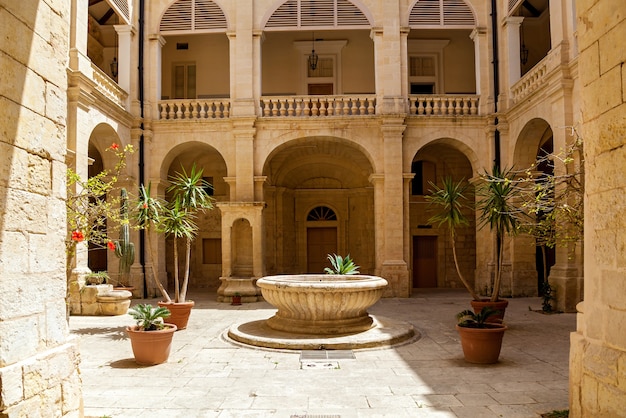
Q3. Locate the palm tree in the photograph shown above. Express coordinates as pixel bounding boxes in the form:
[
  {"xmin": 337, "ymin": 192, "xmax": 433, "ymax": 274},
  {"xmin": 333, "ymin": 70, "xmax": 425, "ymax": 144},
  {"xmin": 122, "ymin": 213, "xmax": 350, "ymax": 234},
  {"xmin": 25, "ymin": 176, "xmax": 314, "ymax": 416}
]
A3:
[
  {"xmin": 165, "ymin": 164, "xmax": 214, "ymax": 303},
  {"xmin": 476, "ymin": 166, "xmax": 522, "ymax": 302},
  {"xmin": 426, "ymin": 177, "xmax": 481, "ymax": 301}
]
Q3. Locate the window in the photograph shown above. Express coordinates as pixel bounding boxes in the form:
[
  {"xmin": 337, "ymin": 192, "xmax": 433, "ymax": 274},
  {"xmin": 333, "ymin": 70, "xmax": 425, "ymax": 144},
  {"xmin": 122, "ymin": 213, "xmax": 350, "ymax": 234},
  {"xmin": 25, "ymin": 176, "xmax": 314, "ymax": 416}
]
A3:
[
  {"xmin": 202, "ymin": 238, "xmax": 222, "ymax": 264},
  {"xmin": 172, "ymin": 62, "xmax": 196, "ymax": 99},
  {"xmin": 202, "ymin": 176, "xmax": 214, "ymax": 196},
  {"xmin": 411, "ymin": 160, "xmax": 436, "ymax": 195},
  {"xmin": 294, "ymin": 40, "xmax": 347, "ymax": 95},
  {"xmin": 407, "ymin": 40, "xmax": 449, "ymax": 95}
]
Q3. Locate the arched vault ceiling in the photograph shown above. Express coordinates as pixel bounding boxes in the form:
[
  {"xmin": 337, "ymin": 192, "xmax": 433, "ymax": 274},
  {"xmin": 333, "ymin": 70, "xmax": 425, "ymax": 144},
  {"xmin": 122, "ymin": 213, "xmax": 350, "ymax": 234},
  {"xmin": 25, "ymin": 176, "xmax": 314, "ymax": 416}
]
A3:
[{"xmin": 264, "ymin": 138, "xmax": 373, "ymax": 189}]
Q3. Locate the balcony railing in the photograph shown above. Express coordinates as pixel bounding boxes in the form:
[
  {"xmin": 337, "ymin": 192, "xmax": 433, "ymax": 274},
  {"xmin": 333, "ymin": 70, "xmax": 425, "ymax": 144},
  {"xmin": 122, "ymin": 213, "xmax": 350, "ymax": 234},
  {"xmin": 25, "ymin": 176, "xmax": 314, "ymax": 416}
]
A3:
[
  {"xmin": 408, "ymin": 95, "xmax": 480, "ymax": 116},
  {"xmin": 158, "ymin": 99, "xmax": 231, "ymax": 120},
  {"xmin": 260, "ymin": 95, "xmax": 376, "ymax": 117},
  {"xmin": 91, "ymin": 64, "xmax": 127, "ymax": 109},
  {"xmin": 510, "ymin": 47, "xmax": 563, "ymax": 104}
]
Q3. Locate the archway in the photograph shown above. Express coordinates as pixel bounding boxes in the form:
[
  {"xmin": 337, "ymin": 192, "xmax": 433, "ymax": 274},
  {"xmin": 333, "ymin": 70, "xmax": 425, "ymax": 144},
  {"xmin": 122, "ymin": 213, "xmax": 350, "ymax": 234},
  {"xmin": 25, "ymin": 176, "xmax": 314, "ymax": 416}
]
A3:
[
  {"xmin": 409, "ymin": 140, "xmax": 475, "ymax": 290},
  {"xmin": 262, "ymin": 137, "xmax": 374, "ymax": 275}
]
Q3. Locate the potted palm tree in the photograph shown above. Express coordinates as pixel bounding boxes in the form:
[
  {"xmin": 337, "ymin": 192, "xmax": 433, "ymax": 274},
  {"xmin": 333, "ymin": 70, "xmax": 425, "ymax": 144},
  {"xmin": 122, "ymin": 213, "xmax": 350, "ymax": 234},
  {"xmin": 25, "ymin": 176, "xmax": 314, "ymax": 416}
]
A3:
[
  {"xmin": 474, "ymin": 165, "xmax": 522, "ymax": 320},
  {"xmin": 425, "ymin": 177, "xmax": 481, "ymax": 302},
  {"xmin": 455, "ymin": 306, "xmax": 507, "ymax": 364},
  {"xmin": 156, "ymin": 164, "xmax": 214, "ymax": 329},
  {"xmin": 126, "ymin": 304, "xmax": 176, "ymax": 365}
]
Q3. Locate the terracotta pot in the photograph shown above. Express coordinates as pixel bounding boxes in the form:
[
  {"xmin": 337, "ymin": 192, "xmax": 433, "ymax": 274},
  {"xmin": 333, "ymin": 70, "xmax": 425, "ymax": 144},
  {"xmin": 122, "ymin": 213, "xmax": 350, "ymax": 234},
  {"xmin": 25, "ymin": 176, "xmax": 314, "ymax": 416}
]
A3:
[
  {"xmin": 456, "ymin": 323, "xmax": 507, "ymax": 364},
  {"xmin": 126, "ymin": 324, "xmax": 177, "ymax": 365},
  {"xmin": 470, "ymin": 299, "xmax": 509, "ymax": 322},
  {"xmin": 157, "ymin": 300, "xmax": 195, "ymax": 330},
  {"xmin": 231, "ymin": 295, "xmax": 242, "ymax": 306}
]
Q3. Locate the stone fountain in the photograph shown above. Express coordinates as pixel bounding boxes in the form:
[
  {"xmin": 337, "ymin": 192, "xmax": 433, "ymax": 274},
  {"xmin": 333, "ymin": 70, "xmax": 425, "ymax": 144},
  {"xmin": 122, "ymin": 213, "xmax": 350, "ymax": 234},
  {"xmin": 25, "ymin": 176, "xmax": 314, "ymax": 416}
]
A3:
[{"xmin": 227, "ymin": 274, "xmax": 417, "ymax": 350}]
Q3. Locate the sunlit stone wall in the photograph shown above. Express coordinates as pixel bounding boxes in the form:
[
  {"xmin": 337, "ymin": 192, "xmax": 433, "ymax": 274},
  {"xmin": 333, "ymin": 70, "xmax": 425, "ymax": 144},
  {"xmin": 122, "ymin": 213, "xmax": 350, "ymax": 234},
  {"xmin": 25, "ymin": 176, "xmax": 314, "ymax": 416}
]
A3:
[
  {"xmin": 570, "ymin": 0, "xmax": 626, "ymax": 416},
  {"xmin": 0, "ymin": 1, "xmax": 82, "ymax": 416}
]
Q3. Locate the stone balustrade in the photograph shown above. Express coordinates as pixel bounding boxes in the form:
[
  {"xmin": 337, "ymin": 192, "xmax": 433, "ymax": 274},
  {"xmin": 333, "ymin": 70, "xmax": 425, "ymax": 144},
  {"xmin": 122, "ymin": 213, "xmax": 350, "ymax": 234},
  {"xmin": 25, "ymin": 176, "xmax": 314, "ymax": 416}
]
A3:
[
  {"xmin": 91, "ymin": 64, "xmax": 127, "ymax": 109},
  {"xmin": 260, "ymin": 95, "xmax": 376, "ymax": 117},
  {"xmin": 158, "ymin": 99, "xmax": 231, "ymax": 120},
  {"xmin": 510, "ymin": 62, "xmax": 548, "ymax": 104},
  {"xmin": 408, "ymin": 95, "xmax": 480, "ymax": 116}
]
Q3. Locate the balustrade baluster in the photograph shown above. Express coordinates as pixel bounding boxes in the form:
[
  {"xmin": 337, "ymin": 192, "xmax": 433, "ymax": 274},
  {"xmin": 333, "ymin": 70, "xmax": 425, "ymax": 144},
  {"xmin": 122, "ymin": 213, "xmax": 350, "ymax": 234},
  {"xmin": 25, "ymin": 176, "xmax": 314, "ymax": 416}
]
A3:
[
  {"xmin": 409, "ymin": 98, "xmax": 417, "ymax": 115},
  {"xmin": 327, "ymin": 98, "xmax": 335, "ymax": 115},
  {"xmin": 223, "ymin": 101, "xmax": 230, "ymax": 118},
  {"xmin": 358, "ymin": 98, "xmax": 366, "ymax": 115},
  {"xmin": 417, "ymin": 99, "xmax": 424, "ymax": 115},
  {"xmin": 279, "ymin": 99, "xmax": 286, "ymax": 116},
  {"xmin": 175, "ymin": 103, "xmax": 183, "ymax": 119},
  {"xmin": 303, "ymin": 98, "xmax": 311, "ymax": 116},
  {"xmin": 160, "ymin": 104, "xmax": 166, "ymax": 119},
  {"xmin": 425, "ymin": 99, "xmax": 432, "ymax": 115},
  {"xmin": 271, "ymin": 100, "xmax": 279, "ymax": 116},
  {"xmin": 367, "ymin": 98, "xmax": 375, "ymax": 114},
  {"xmin": 311, "ymin": 98, "xmax": 319, "ymax": 116}
]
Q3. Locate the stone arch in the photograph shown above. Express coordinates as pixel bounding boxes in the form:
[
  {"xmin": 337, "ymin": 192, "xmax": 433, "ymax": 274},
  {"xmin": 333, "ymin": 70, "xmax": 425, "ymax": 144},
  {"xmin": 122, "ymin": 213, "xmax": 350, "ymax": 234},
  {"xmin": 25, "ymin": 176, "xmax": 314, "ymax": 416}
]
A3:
[
  {"xmin": 159, "ymin": 142, "xmax": 227, "ymax": 291},
  {"xmin": 408, "ymin": 139, "xmax": 476, "ymax": 290},
  {"xmin": 512, "ymin": 118, "xmax": 555, "ymax": 296},
  {"xmin": 261, "ymin": 136, "xmax": 375, "ymax": 275}
]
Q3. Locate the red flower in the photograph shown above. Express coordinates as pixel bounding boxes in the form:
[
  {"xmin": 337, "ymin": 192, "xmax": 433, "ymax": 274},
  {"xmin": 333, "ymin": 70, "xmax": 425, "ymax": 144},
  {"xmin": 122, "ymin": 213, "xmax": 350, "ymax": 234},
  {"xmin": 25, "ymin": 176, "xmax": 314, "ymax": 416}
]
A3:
[
  {"xmin": 71, "ymin": 230, "xmax": 85, "ymax": 242},
  {"xmin": 142, "ymin": 203, "xmax": 148, "ymax": 209},
  {"xmin": 107, "ymin": 241, "xmax": 116, "ymax": 251},
  {"xmin": 110, "ymin": 143, "xmax": 119, "ymax": 150}
]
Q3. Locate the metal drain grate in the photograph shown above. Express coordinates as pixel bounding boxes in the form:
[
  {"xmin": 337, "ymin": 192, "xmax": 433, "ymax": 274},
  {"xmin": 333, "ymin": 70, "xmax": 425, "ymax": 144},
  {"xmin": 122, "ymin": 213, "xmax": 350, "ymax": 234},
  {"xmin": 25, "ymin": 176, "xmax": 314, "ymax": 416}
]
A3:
[
  {"xmin": 290, "ymin": 415, "xmax": 341, "ymax": 418},
  {"xmin": 300, "ymin": 350, "xmax": 355, "ymax": 361}
]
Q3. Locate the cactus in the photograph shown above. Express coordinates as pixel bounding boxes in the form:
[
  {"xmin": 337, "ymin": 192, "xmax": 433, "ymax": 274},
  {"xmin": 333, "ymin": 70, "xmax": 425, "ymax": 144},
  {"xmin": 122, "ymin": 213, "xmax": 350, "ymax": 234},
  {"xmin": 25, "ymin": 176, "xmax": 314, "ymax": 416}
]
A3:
[{"xmin": 114, "ymin": 188, "xmax": 135, "ymax": 286}]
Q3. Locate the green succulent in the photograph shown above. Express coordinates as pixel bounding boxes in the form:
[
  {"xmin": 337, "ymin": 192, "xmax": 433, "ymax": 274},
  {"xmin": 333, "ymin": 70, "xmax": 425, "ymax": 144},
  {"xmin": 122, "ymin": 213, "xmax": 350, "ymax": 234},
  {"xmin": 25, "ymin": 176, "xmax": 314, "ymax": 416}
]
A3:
[
  {"xmin": 324, "ymin": 254, "xmax": 360, "ymax": 275},
  {"xmin": 128, "ymin": 304, "xmax": 171, "ymax": 331},
  {"xmin": 456, "ymin": 307, "xmax": 501, "ymax": 328}
]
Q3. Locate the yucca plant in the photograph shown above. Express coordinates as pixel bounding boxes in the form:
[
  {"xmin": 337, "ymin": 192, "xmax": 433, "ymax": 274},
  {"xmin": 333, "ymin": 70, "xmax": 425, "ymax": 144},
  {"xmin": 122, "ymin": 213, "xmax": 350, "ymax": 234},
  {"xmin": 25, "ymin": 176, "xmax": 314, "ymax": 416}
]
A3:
[
  {"xmin": 456, "ymin": 306, "xmax": 501, "ymax": 328},
  {"xmin": 128, "ymin": 304, "xmax": 171, "ymax": 331},
  {"xmin": 324, "ymin": 254, "xmax": 360, "ymax": 275},
  {"xmin": 135, "ymin": 183, "xmax": 171, "ymax": 302},
  {"xmin": 426, "ymin": 177, "xmax": 481, "ymax": 301},
  {"xmin": 476, "ymin": 166, "xmax": 522, "ymax": 302},
  {"xmin": 162, "ymin": 163, "xmax": 214, "ymax": 303}
]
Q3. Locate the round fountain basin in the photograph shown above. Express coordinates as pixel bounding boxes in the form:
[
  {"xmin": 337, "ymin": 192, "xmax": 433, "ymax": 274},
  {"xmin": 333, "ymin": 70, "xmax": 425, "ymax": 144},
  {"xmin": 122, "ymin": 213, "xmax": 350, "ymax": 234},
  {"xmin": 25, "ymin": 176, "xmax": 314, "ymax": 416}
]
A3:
[{"xmin": 256, "ymin": 274, "xmax": 388, "ymax": 335}]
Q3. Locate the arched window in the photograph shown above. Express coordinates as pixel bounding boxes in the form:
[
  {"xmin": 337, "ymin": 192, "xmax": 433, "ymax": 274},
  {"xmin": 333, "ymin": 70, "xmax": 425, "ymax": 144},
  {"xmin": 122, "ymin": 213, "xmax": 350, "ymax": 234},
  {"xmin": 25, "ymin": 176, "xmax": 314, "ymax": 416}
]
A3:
[{"xmin": 307, "ymin": 206, "xmax": 337, "ymax": 221}]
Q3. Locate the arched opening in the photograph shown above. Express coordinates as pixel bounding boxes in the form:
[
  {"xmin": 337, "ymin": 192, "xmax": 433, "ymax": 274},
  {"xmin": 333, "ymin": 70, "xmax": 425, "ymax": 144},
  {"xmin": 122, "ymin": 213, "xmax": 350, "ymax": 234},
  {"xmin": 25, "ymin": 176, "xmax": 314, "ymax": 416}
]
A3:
[
  {"xmin": 262, "ymin": 137, "xmax": 375, "ymax": 275},
  {"xmin": 409, "ymin": 140, "xmax": 475, "ymax": 290},
  {"xmin": 232, "ymin": 218, "xmax": 253, "ymax": 276}
]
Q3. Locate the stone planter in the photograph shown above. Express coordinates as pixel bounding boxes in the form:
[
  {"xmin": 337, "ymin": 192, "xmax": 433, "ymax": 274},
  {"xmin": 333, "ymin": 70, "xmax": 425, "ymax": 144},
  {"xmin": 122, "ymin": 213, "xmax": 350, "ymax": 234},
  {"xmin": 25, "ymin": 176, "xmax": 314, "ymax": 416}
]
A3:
[{"xmin": 256, "ymin": 274, "xmax": 388, "ymax": 335}]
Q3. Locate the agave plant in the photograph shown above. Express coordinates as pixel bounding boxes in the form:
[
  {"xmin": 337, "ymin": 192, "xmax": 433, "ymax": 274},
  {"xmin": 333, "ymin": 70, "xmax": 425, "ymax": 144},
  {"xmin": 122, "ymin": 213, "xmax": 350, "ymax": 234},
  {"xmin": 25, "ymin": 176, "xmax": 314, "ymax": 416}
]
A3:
[
  {"xmin": 456, "ymin": 306, "xmax": 501, "ymax": 328},
  {"xmin": 128, "ymin": 304, "xmax": 171, "ymax": 331},
  {"xmin": 324, "ymin": 254, "xmax": 360, "ymax": 275}
]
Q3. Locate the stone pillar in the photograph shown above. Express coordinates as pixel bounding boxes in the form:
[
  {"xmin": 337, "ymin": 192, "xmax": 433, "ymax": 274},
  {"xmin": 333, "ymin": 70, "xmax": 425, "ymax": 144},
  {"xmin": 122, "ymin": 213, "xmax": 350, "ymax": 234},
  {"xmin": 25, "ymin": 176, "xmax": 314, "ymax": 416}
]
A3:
[
  {"xmin": 570, "ymin": 1, "xmax": 626, "ymax": 416},
  {"xmin": 504, "ymin": 17, "xmax": 524, "ymax": 89},
  {"xmin": 232, "ymin": 118, "xmax": 256, "ymax": 202},
  {"xmin": 147, "ymin": 34, "xmax": 166, "ymax": 121},
  {"xmin": 229, "ymin": 1, "xmax": 256, "ymax": 117},
  {"xmin": 377, "ymin": 120, "xmax": 410, "ymax": 297},
  {"xmin": 0, "ymin": 1, "xmax": 82, "ymax": 416},
  {"xmin": 113, "ymin": 24, "xmax": 135, "ymax": 94}
]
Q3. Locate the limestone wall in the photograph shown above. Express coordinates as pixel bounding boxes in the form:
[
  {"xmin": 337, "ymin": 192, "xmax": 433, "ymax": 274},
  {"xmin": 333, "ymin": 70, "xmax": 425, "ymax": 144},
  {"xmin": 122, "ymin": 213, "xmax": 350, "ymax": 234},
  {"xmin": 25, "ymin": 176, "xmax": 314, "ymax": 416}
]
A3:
[
  {"xmin": 570, "ymin": 0, "xmax": 626, "ymax": 415},
  {"xmin": 0, "ymin": 1, "xmax": 82, "ymax": 416}
]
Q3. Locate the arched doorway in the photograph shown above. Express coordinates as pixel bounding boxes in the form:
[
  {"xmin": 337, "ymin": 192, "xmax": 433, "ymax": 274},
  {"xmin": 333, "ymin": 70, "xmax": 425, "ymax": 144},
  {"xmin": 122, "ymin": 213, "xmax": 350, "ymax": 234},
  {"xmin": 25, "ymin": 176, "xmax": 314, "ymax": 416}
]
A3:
[{"xmin": 306, "ymin": 206, "xmax": 338, "ymax": 273}]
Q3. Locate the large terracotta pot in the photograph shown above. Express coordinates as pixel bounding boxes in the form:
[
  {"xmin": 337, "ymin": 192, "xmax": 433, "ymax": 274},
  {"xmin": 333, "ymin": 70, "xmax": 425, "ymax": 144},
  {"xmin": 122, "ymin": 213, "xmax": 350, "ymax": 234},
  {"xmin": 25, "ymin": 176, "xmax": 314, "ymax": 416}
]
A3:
[
  {"xmin": 470, "ymin": 299, "xmax": 509, "ymax": 322},
  {"xmin": 126, "ymin": 324, "xmax": 177, "ymax": 365},
  {"xmin": 157, "ymin": 301, "xmax": 195, "ymax": 330},
  {"xmin": 456, "ymin": 323, "xmax": 507, "ymax": 364}
]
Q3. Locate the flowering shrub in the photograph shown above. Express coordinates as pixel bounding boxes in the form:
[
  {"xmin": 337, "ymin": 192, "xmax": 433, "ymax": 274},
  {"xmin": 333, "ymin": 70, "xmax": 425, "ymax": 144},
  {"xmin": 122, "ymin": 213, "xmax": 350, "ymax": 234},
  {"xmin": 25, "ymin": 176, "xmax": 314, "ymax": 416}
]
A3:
[{"xmin": 66, "ymin": 143, "xmax": 134, "ymax": 278}]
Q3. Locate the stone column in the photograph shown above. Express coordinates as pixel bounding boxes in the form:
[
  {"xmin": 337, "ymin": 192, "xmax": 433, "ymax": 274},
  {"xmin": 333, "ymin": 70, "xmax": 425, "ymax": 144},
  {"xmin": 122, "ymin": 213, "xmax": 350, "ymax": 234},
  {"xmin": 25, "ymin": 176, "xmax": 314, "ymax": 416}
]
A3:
[
  {"xmin": 0, "ymin": 1, "xmax": 82, "ymax": 416},
  {"xmin": 377, "ymin": 120, "xmax": 410, "ymax": 297},
  {"xmin": 504, "ymin": 17, "xmax": 524, "ymax": 89},
  {"xmin": 470, "ymin": 27, "xmax": 488, "ymax": 108},
  {"xmin": 570, "ymin": 1, "xmax": 626, "ymax": 415},
  {"xmin": 232, "ymin": 118, "xmax": 256, "ymax": 202},
  {"xmin": 114, "ymin": 25, "xmax": 135, "ymax": 94}
]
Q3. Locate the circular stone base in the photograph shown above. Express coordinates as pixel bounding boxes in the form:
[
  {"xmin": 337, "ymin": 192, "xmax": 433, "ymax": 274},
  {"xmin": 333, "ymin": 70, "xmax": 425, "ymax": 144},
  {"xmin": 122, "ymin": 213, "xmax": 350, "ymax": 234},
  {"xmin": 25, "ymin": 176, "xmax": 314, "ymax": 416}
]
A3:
[{"xmin": 225, "ymin": 315, "xmax": 419, "ymax": 350}]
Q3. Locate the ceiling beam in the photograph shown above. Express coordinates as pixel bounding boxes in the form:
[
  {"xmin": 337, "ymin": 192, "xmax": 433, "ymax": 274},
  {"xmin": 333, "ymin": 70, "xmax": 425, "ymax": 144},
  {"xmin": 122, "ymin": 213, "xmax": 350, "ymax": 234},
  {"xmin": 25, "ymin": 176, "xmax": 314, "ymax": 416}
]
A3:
[
  {"xmin": 89, "ymin": 0, "xmax": 104, "ymax": 6},
  {"xmin": 522, "ymin": 1, "xmax": 541, "ymax": 17},
  {"xmin": 98, "ymin": 8, "xmax": 116, "ymax": 25}
]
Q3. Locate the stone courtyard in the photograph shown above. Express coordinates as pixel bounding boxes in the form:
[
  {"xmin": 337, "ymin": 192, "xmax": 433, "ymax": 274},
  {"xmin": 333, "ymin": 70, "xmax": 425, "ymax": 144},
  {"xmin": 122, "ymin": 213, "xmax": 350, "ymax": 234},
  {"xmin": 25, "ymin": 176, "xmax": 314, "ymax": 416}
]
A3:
[{"xmin": 72, "ymin": 290, "xmax": 574, "ymax": 417}]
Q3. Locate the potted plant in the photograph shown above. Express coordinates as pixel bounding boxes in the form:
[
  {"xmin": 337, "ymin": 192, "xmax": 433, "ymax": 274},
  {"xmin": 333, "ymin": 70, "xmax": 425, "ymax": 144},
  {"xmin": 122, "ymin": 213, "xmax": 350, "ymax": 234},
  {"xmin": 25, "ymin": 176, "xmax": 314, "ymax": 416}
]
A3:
[
  {"xmin": 231, "ymin": 292, "xmax": 242, "ymax": 306},
  {"xmin": 84, "ymin": 271, "xmax": 110, "ymax": 286},
  {"xmin": 137, "ymin": 164, "xmax": 214, "ymax": 330},
  {"xmin": 425, "ymin": 177, "xmax": 482, "ymax": 302},
  {"xmin": 455, "ymin": 307, "xmax": 507, "ymax": 364},
  {"xmin": 126, "ymin": 304, "xmax": 177, "ymax": 365},
  {"xmin": 474, "ymin": 166, "xmax": 522, "ymax": 319}
]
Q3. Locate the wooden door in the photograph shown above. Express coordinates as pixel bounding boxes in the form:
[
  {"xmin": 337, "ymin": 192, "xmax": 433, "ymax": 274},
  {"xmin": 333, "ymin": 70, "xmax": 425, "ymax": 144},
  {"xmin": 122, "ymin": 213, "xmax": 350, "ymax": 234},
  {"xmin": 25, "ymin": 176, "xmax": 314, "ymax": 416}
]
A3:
[
  {"xmin": 308, "ymin": 83, "xmax": 333, "ymax": 95},
  {"xmin": 307, "ymin": 227, "xmax": 337, "ymax": 273},
  {"xmin": 413, "ymin": 236, "xmax": 437, "ymax": 288}
]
